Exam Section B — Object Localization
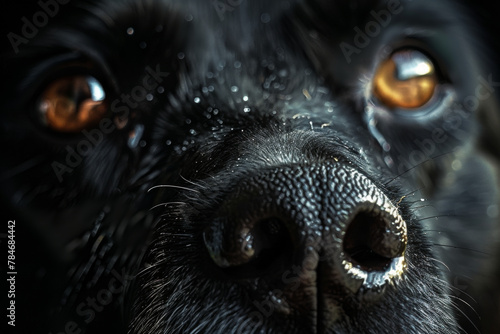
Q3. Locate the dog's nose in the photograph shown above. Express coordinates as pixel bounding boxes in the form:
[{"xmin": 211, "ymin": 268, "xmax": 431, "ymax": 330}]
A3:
[{"xmin": 203, "ymin": 164, "xmax": 407, "ymax": 301}]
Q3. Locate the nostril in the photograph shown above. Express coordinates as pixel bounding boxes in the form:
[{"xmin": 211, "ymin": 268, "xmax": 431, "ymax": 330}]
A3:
[
  {"xmin": 204, "ymin": 216, "xmax": 294, "ymax": 276},
  {"xmin": 343, "ymin": 209, "xmax": 406, "ymax": 272}
]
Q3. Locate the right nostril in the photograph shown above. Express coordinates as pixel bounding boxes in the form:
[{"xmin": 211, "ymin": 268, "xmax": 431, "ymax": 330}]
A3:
[{"xmin": 343, "ymin": 209, "xmax": 406, "ymax": 272}]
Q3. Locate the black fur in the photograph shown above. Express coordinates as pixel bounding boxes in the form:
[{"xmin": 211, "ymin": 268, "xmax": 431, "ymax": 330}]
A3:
[{"xmin": 1, "ymin": 0, "xmax": 500, "ymax": 333}]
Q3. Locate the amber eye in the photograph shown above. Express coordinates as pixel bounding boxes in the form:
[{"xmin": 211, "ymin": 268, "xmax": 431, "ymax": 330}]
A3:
[
  {"xmin": 37, "ymin": 75, "xmax": 108, "ymax": 132},
  {"xmin": 372, "ymin": 50, "xmax": 438, "ymax": 109}
]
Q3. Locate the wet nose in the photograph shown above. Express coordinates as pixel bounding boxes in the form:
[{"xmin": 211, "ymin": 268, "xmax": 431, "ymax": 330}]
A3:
[{"xmin": 203, "ymin": 163, "xmax": 407, "ymax": 298}]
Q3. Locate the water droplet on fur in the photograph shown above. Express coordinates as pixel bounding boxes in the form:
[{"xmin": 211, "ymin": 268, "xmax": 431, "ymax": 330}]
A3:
[
  {"xmin": 451, "ymin": 159, "xmax": 462, "ymax": 171},
  {"xmin": 178, "ymin": 52, "xmax": 185, "ymax": 60},
  {"xmin": 383, "ymin": 155, "xmax": 394, "ymax": 168},
  {"xmin": 126, "ymin": 27, "xmax": 134, "ymax": 35},
  {"xmin": 194, "ymin": 97, "xmax": 200, "ymax": 103},
  {"xmin": 231, "ymin": 86, "xmax": 239, "ymax": 93},
  {"xmin": 261, "ymin": 13, "xmax": 271, "ymax": 23},
  {"xmin": 278, "ymin": 69, "xmax": 288, "ymax": 77},
  {"xmin": 487, "ymin": 204, "xmax": 499, "ymax": 218}
]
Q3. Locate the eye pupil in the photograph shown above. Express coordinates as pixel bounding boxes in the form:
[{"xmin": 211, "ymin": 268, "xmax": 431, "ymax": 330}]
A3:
[
  {"xmin": 38, "ymin": 75, "xmax": 108, "ymax": 132},
  {"xmin": 372, "ymin": 50, "xmax": 438, "ymax": 109}
]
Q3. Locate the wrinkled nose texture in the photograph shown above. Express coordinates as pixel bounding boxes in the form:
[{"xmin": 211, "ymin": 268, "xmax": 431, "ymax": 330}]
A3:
[{"xmin": 203, "ymin": 163, "xmax": 407, "ymax": 327}]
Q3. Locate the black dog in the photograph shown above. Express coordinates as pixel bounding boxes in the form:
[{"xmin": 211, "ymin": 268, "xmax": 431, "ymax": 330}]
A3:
[{"xmin": 2, "ymin": 0, "xmax": 500, "ymax": 333}]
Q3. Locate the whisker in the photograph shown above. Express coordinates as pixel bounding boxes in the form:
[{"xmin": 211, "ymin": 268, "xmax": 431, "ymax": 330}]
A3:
[
  {"xmin": 390, "ymin": 187, "xmax": 423, "ymax": 206},
  {"xmin": 416, "ymin": 214, "xmax": 454, "ymax": 222},
  {"xmin": 150, "ymin": 202, "xmax": 188, "ymax": 211},
  {"xmin": 432, "ymin": 244, "xmax": 490, "ymax": 256},
  {"xmin": 434, "ymin": 276, "xmax": 477, "ymax": 305},
  {"xmin": 448, "ymin": 297, "xmax": 481, "ymax": 334},
  {"xmin": 385, "ymin": 150, "xmax": 455, "ymax": 187},
  {"xmin": 427, "ymin": 257, "xmax": 451, "ymax": 272},
  {"xmin": 147, "ymin": 184, "xmax": 200, "ymax": 193},
  {"xmin": 135, "ymin": 259, "xmax": 170, "ymax": 277},
  {"xmin": 179, "ymin": 174, "xmax": 207, "ymax": 189},
  {"xmin": 406, "ymin": 199, "xmax": 428, "ymax": 205},
  {"xmin": 401, "ymin": 187, "xmax": 424, "ymax": 198},
  {"xmin": 411, "ymin": 204, "xmax": 435, "ymax": 211},
  {"xmin": 446, "ymin": 277, "xmax": 478, "ymax": 306}
]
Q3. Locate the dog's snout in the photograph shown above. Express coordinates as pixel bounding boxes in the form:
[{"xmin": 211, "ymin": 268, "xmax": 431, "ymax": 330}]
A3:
[{"xmin": 203, "ymin": 164, "xmax": 407, "ymax": 304}]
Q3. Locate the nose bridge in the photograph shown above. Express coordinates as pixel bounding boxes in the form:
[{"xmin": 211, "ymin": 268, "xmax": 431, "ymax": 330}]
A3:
[{"xmin": 222, "ymin": 163, "xmax": 354, "ymax": 251}]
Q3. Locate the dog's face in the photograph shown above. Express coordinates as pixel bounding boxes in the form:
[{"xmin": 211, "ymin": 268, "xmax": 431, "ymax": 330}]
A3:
[{"xmin": 2, "ymin": 0, "xmax": 500, "ymax": 333}]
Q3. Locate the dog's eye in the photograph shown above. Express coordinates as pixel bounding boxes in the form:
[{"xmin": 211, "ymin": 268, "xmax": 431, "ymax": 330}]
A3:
[
  {"xmin": 37, "ymin": 75, "xmax": 108, "ymax": 132},
  {"xmin": 372, "ymin": 50, "xmax": 438, "ymax": 109}
]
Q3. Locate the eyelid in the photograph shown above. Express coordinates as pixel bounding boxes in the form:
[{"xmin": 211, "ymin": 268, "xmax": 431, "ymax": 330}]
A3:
[{"xmin": 21, "ymin": 51, "xmax": 117, "ymax": 102}]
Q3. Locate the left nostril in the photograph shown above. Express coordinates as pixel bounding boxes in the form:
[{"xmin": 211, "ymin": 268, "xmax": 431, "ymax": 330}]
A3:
[{"xmin": 343, "ymin": 208, "xmax": 407, "ymax": 272}]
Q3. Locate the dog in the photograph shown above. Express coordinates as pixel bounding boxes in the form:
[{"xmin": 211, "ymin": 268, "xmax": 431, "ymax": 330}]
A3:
[{"xmin": 2, "ymin": 0, "xmax": 500, "ymax": 333}]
